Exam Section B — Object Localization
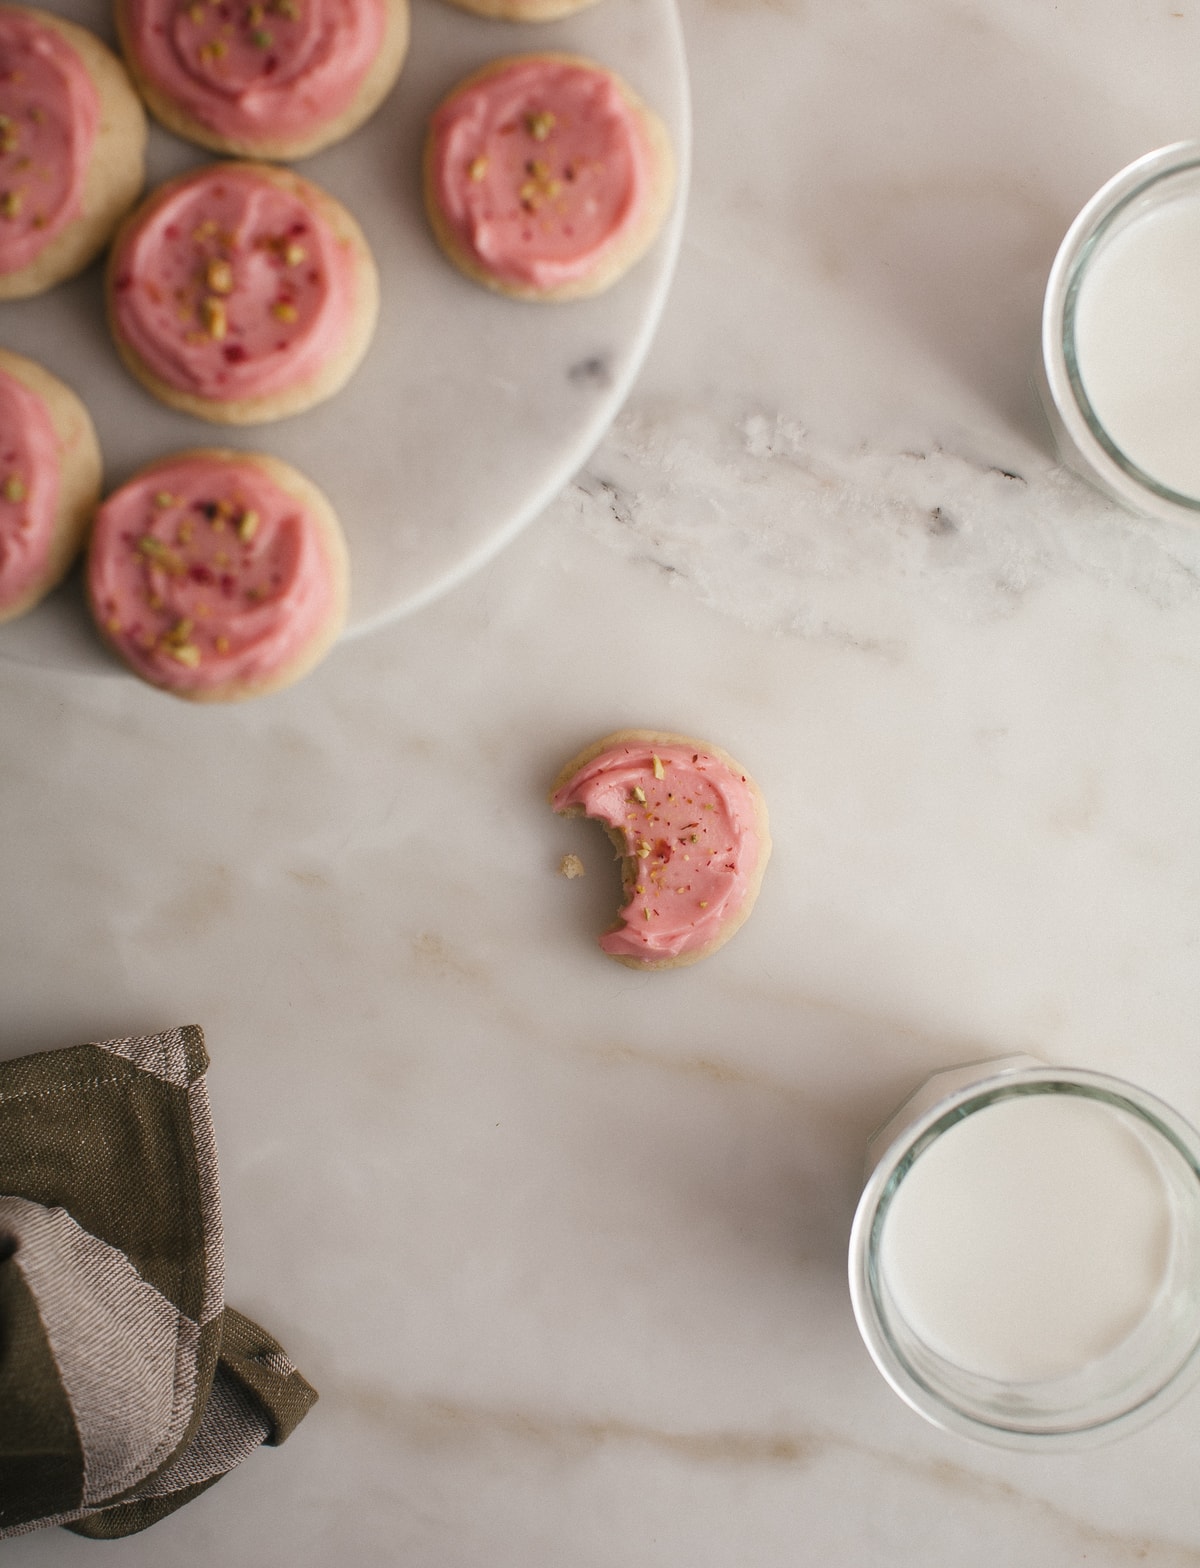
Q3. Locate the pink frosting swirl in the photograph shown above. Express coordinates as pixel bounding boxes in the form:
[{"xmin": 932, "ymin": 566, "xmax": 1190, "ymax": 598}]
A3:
[
  {"xmin": 0, "ymin": 8, "xmax": 99, "ymax": 274},
  {"xmin": 552, "ymin": 740, "xmax": 765, "ymax": 962},
  {"xmin": 428, "ymin": 57, "xmax": 652, "ymax": 291},
  {"xmin": 0, "ymin": 365, "xmax": 60, "ymax": 611},
  {"xmin": 88, "ymin": 453, "xmax": 339, "ymax": 694},
  {"xmin": 110, "ymin": 164, "xmax": 356, "ymax": 402},
  {"xmin": 121, "ymin": 0, "xmax": 385, "ymax": 145}
]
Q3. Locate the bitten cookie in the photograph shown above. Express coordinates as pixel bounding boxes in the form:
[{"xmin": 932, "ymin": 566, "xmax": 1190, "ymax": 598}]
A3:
[
  {"xmin": 424, "ymin": 54, "xmax": 674, "ymax": 302},
  {"xmin": 550, "ymin": 729, "xmax": 771, "ymax": 969},
  {"xmin": 106, "ymin": 161, "xmax": 378, "ymax": 424},
  {"xmin": 114, "ymin": 0, "xmax": 409, "ymax": 161},
  {"xmin": 86, "ymin": 448, "xmax": 348, "ymax": 701},
  {"xmin": 0, "ymin": 348, "xmax": 101, "ymax": 622},
  {"xmin": 0, "ymin": 4, "xmax": 145, "ymax": 300}
]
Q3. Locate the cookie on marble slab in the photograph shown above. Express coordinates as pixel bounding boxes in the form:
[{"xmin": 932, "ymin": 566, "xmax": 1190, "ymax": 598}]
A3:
[
  {"xmin": 0, "ymin": 348, "xmax": 102, "ymax": 623},
  {"xmin": 86, "ymin": 448, "xmax": 348, "ymax": 701},
  {"xmin": 0, "ymin": 3, "xmax": 146, "ymax": 300},
  {"xmin": 550, "ymin": 729, "xmax": 771, "ymax": 969},
  {"xmin": 436, "ymin": 0, "xmax": 598, "ymax": 23},
  {"xmin": 113, "ymin": 0, "xmax": 409, "ymax": 161},
  {"xmin": 106, "ymin": 161, "xmax": 378, "ymax": 425},
  {"xmin": 424, "ymin": 54, "xmax": 674, "ymax": 302}
]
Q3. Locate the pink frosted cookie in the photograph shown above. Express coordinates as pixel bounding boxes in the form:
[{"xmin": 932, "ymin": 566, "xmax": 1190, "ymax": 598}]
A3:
[
  {"xmin": 0, "ymin": 4, "xmax": 145, "ymax": 300},
  {"xmin": 551, "ymin": 730, "xmax": 771, "ymax": 969},
  {"xmin": 424, "ymin": 54, "xmax": 674, "ymax": 302},
  {"xmin": 437, "ymin": 0, "xmax": 597, "ymax": 25},
  {"xmin": 114, "ymin": 0, "xmax": 409, "ymax": 161},
  {"xmin": 87, "ymin": 448, "xmax": 348, "ymax": 701},
  {"xmin": 0, "ymin": 348, "xmax": 101, "ymax": 622},
  {"xmin": 106, "ymin": 160, "xmax": 378, "ymax": 424}
]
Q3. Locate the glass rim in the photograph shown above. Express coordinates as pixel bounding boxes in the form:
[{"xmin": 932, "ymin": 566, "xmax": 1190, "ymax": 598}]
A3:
[
  {"xmin": 1042, "ymin": 140, "xmax": 1200, "ymax": 523},
  {"xmin": 848, "ymin": 1065, "xmax": 1200, "ymax": 1450}
]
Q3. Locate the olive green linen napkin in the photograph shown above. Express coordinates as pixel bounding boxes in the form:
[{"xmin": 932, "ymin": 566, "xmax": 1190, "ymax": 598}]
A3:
[{"xmin": 0, "ymin": 1025, "xmax": 316, "ymax": 1540}]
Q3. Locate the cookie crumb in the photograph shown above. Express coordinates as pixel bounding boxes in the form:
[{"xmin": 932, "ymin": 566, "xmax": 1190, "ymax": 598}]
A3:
[{"xmin": 559, "ymin": 853, "xmax": 585, "ymax": 879}]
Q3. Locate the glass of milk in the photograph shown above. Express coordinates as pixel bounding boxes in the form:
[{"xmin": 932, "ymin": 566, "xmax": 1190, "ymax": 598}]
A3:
[
  {"xmin": 1042, "ymin": 142, "xmax": 1200, "ymax": 522},
  {"xmin": 849, "ymin": 1058, "xmax": 1200, "ymax": 1447}
]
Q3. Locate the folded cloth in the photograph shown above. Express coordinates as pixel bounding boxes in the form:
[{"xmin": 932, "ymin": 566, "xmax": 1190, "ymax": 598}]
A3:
[{"xmin": 0, "ymin": 1025, "xmax": 317, "ymax": 1540}]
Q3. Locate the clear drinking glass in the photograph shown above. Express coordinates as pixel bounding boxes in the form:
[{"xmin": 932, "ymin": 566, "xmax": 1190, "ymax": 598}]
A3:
[
  {"xmin": 849, "ymin": 1058, "xmax": 1200, "ymax": 1449},
  {"xmin": 1041, "ymin": 141, "xmax": 1200, "ymax": 522}
]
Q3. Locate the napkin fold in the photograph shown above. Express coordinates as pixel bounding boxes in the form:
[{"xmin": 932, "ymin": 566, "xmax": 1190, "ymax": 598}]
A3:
[{"xmin": 0, "ymin": 1025, "xmax": 316, "ymax": 1540}]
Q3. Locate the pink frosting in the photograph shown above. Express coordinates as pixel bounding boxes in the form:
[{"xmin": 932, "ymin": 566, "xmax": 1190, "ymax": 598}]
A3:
[
  {"xmin": 110, "ymin": 164, "xmax": 356, "ymax": 402},
  {"xmin": 122, "ymin": 0, "xmax": 385, "ymax": 145},
  {"xmin": 0, "ymin": 366, "xmax": 61, "ymax": 611},
  {"xmin": 0, "ymin": 9, "xmax": 99, "ymax": 274},
  {"xmin": 552, "ymin": 741, "xmax": 764, "ymax": 962},
  {"xmin": 88, "ymin": 454, "xmax": 339, "ymax": 693},
  {"xmin": 429, "ymin": 57, "xmax": 652, "ymax": 291}
]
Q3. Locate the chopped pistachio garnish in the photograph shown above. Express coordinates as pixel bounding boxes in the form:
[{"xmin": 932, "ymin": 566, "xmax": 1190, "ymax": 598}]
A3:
[
  {"xmin": 136, "ymin": 536, "xmax": 185, "ymax": 574},
  {"xmin": 201, "ymin": 296, "xmax": 227, "ymax": 339},
  {"xmin": 525, "ymin": 110, "xmax": 555, "ymax": 141},
  {"xmin": 206, "ymin": 257, "xmax": 234, "ymax": 294},
  {"xmin": 2, "ymin": 475, "xmax": 25, "ymax": 503},
  {"xmin": 237, "ymin": 508, "xmax": 259, "ymax": 541},
  {"xmin": 271, "ymin": 300, "xmax": 297, "ymax": 322},
  {"xmin": 283, "ymin": 240, "xmax": 306, "ymax": 265},
  {"xmin": 166, "ymin": 643, "xmax": 202, "ymax": 668},
  {"xmin": 636, "ymin": 840, "xmax": 651, "ymax": 859},
  {"xmin": 0, "ymin": 117, "xmax": 18, "ymax": 154},
  {"xmin": 468, "ymin": 156, "xmax": 488, "ymax": 182},
  {"xmin": 272, "ymin": 0, "xmax": 298, "ymax": 16},
  {"xmin": 154, "ymin": 490, "xmax": 178, "ymax": 509},
  {"xmin": 246, "ymin": 2, "xmax": 264, "ymax": 20},
  {"xmin": 106, "ymin": 615, "xmax": 121, "ymax": 634},
  {"xmin": 164, "ymin": 617, "xmax": 194, "ymax": 647},
  {"xmin": 188, "ymin": 2, "xmax": 205, "ymax": 20},
  {"xmin": 199, "ymin": 37, "xmax": 227, "ymax": 60},
  {"xmin": 215, "ymin": 635, "xmax": 230, "ymax": 654},
  {"xmin": 251, "ymin": 26, "xmax": 273, "ymax": 45},
  {"xmin": 651, "ymin": 754, "xmax": 665, "ymax": 779},
  {"xmin": 0, "ymin": 189, "xmax": 23, "ymax": 219}
]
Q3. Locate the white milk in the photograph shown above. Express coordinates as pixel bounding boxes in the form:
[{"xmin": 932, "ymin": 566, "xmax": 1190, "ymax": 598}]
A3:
[
  {"xmin": 879, "ymin": 1095, "xmax": 1173, "ymax": 1383},
  {"xmin": 1073, "ymin": 195, "xmax": 1200, "ymax": 499}
]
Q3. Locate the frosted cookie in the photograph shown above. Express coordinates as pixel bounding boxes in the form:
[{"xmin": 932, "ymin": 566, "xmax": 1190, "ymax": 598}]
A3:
[
  {"xmin": 0, "ymin": 348, "xmax": 101, "ymax": 622},
  {"xmin": 0, "ymin": 4, "xmax": 145, "ymax": 300},
  {"xmin": 550, "ymin": 730, "xmax": 770, "ymax": 969},
  {"xmin": 437, "ymin": 0, "xmax": 597, "ymax": 24},
  {"xmin": 114, "ymin": 0, "xmax": 409, "ymax": 161},
  {"xmin": 86, "ymin": 448, "xmax": 348, "ymax": 701},
  {"xmin": 424, "ymin": 54, "xmax": 674, "ymax": 302},
  {"xmin": 106, "ymin": 161, "xmax": 378, "ymax": 424}
]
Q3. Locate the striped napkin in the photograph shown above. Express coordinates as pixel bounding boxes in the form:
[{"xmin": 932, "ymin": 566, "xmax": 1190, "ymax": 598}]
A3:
[{"xmin": 0, "ymin": 1025, "xmax": 316, "ymax": 1540}]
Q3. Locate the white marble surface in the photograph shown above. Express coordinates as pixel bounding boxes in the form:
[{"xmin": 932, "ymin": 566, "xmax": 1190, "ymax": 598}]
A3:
[{"xmin": 9, "ymin": 0, "xmax": 1200, "ymax": 1562}]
